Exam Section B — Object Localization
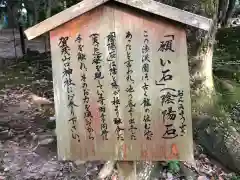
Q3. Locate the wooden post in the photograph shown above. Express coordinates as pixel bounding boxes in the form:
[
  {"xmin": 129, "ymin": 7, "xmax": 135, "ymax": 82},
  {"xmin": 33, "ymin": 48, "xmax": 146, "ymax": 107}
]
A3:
[
  {"xmin": 19, "ymin": 24, "xmax": 26, "ymax": 55},
  {"xmin": 117, "ymin": 161, "xmax": 137, "ymax": 180}
]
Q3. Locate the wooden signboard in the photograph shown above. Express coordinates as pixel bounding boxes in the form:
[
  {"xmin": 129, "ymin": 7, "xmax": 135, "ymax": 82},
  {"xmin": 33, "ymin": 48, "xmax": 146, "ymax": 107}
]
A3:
[{"xmin": 49, "ymin": 3, "xmax": 193, "ymax": 161}]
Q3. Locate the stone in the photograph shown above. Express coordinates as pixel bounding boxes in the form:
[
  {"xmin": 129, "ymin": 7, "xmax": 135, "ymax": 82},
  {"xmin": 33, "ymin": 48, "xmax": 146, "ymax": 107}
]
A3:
[
  {"xmin": 136, "ymin": 161, "xmax": 158, "ymax": 180},
  {"xmin": 0, "ymin": 130, "xmax": 10, "ymax": 140},
  {"xmin": 220, "ymin": 80, "xmax": 234, "ymax": 92},
  {"xmin": 0, "ymin": 175, "xmax": 6, "ymax": 180},
  {"xmin": 36, "ymin": 129, "xmax": 44, "ymax": 133},
  {"xmin": 167, "ymin": 172, "xmax": 173, "ymax": 179},
  {"xmin": 38, "ymin": 137, "xmax": 55, "ymax": 145},
  {"xmin": 0, "ymin": 166, "xmax": 4, "ymax": 172},
  {"xmin": 194, "ymin": 115, "xmax": 240, "ymax": 172},
  {"xmin": 46, "ymin": 117, "xmax": 56, "ymax": 130},
  {"xmin": 3, "ymin": 167, "xmax": 9, "ymax": 172},
  {"xmin": 74, "ymin": 160, "xmax": 85, "ymax": 166},
  {"xmin": 49, "ymin": 116, "xmax": 56, "ymax": 121},
  {"xmin": 180, "ymin": 162, "xmax": 198, "ymax": 180},
  {"xmin": 197, "ymin": 176, "xmax": 209, "ymax": 180},
  {"xmin": 30, "ymin": 132, "xmax": 38, "ymax": 141}
]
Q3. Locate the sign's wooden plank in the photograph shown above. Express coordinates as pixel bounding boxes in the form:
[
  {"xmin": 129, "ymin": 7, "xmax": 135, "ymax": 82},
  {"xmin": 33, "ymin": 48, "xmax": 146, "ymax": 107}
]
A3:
[
  {"xmin": 25, "ymin": 0, "xmax": 110, "ymax": 40},
  {"xmin": 114, "ymin": 0, "xmax": 212, "ymax": 31},
  {"xmin": 50, "ymin": 29, "xmax": 72, "ymax": 160},
  {"xmin": 114, "ymin": 6, "xmax": 144, "ymax": 160},
  {"xmin": 50, "ymin": 5, "xmax": 118, "ymax": 161},
  {"xmin": 50, "ymin": 4, "xmax": 194, "ymax": 161},
  {"xmin": 113, "ymin": 3, "xmax": 194, "ymax": 161}
]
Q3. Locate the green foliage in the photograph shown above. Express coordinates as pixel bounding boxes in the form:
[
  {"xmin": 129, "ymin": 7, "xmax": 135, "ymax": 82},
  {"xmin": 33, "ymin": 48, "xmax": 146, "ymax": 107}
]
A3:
[
  {"xmin": 200, "ymin": 0, "xmax": 217, "ymax": 17},
  {"xmin": 205, "ymin": 24, "xmax": 240, "ymax": 138},
  {"xmin": 231, "ymin": 175, "xmax": 240, "ymax": 180},
  {"xmin": 214, "ymin": 77, "xmax": 240, "ymax": 107},
  {"xmin": 213, "ymin": 26, "xmax": 240, "ymax": 115},
  {"xmin": 214, "ymin": 27, "xmax": 240, "ymax": 70},
  {"xmin": 167, "ymin": 161, "xmax": 180, "ymax": 174}
]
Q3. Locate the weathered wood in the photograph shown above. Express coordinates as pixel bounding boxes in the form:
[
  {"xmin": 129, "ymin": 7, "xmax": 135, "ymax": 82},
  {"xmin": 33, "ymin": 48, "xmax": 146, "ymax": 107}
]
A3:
[
  {"xmin": 50, "ymin": 4, "xmax": 194, "ymax": 161},
  {"xmin": 24, "ymin": 0, "xmax": 110, "ymax": 40},
  {"xmin": 117, "ymin": 161, "xmax": 137, "ymax": 180},
  {"xmin": 24, "ymin": 0, "xmax": 213, "ymax": 40},
  {"xmin": 114, "ymin": 0, "xmax": 213, "ymax": 31}
]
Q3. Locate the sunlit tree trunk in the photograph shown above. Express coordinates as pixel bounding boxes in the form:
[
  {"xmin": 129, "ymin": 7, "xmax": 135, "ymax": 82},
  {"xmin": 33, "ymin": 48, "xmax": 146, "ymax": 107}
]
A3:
[
  {"xmin": 171, "ymin": 0, "xmax": 218, "ymax": 112},
  {"xmin": 46, "ymin": 0, "xmax": 52, "ymax": 18}
]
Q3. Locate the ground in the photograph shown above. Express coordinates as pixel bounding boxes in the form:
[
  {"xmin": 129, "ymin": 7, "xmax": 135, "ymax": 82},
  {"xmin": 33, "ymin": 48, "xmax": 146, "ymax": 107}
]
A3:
[
  {"xmin": 0, "ymin": 57, "xmax": 109, "ymax": 180},
  {"xmin": 0, "ymin": 60, "xmax": 231, "ymax": 180},
  {"xmin": 0, "ymin": 28, "xmax": 240, "ymax": 179}
]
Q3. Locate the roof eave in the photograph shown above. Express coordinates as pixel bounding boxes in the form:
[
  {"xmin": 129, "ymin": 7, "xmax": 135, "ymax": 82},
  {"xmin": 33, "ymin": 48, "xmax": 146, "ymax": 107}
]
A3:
[
  {"xmin": 115, "ymin": 0, "xmax": 213, "ymax": 31},
  {"xmin": 24, "ymin": 0, "xmax": 110, "ymax": 40}
]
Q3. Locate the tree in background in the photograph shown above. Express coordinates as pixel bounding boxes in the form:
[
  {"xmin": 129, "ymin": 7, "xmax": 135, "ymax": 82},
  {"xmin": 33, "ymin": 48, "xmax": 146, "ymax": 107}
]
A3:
[{"xmin": 0, "ymin": 0, "xmax": 76, "ymax": 28}]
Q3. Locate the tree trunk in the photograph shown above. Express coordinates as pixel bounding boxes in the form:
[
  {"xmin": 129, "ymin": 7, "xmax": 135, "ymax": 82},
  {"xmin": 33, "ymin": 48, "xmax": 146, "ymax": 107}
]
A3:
[
  {"xmin": 223, "ymin": 0, "xmax": 237, "ymax": 27},
  {"xmin": 33, "ymin": 5, "xmax": 38, "ymax": 25},
  {"xmin": 44, "ymin": 0, "xmax": 52, "ymax": 19},
  {"xmin": 24, "ymin": 0, "xmax": 32, "ymax": 26},
  {"xmin": 46, "ymin": 0, "xmax": 52, "ymax": 18},
  {"xmin": 173, "ymin": 0, "xmax": 219, "ymax": 112},
  {"xmin": 6, "ymin": 0, "xmax": 17, "ymax": 28},
  {"xmin": 32, "ymin": 0, "xmax": 41, "ymax": 25},
  {"xmin": 63, "ymin": 1, "xmax": 67, "ymax": 9}
]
